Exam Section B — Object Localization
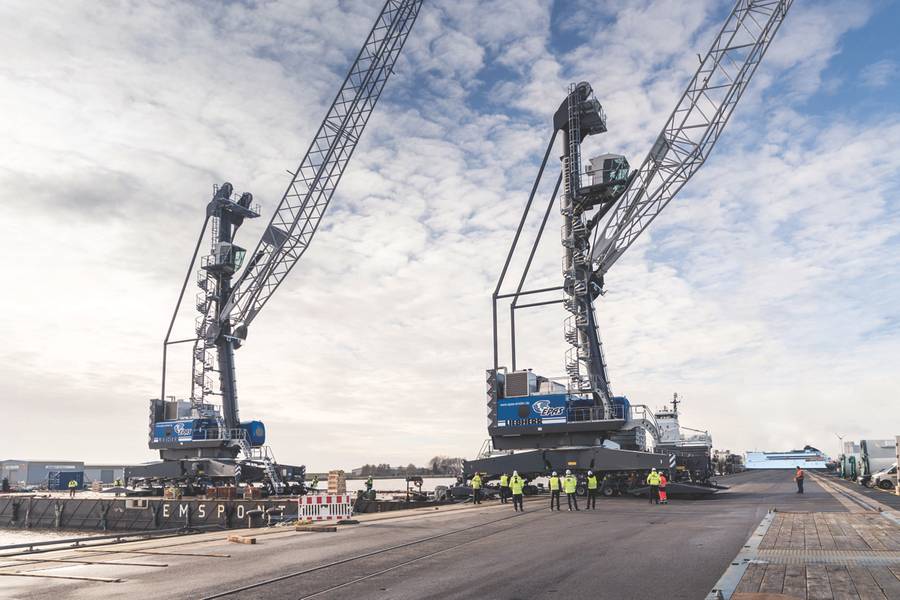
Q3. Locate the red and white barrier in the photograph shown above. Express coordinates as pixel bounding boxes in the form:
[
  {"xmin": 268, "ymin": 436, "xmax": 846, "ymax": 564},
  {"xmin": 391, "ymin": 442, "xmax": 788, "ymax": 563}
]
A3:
[{"xmin": 298, "ymin": 494, "xmax": 354, "ymax": 521}]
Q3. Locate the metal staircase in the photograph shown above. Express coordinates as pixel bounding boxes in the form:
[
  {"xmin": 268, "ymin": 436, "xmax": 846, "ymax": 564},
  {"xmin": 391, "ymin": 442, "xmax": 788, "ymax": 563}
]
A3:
[
  {"xmin": 190, "ymin": 209, "xmax": 220, "ymax": 407},
  {"xmin": 560, "ymin": 83, "xmax": 594, "ymax": 396}
]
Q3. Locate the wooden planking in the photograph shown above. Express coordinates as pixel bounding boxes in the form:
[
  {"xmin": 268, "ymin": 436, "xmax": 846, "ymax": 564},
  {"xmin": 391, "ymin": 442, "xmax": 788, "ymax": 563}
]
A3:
[
  {"xmin": 825, "ymin": 566, "xmax": 859, "ymax": 600},
  {"xmin": 846, "ymin": 567, "xmax": 888, "ymax": 600},
  {"xmin": 776, "ymin": 514, "xmax": 794, "ymax": 549},
  {"xmin": 868, "ymin": 566, "xmax": 900, "ymax": 599},
  {"xmin": 761, "ymin": 514, "xmax": 785, "ymax": 550},
  {"xmin": 875, "ymin": 519, "xmax": 900, "ymax": 551},
  {"xmin": 804, "ymin": 514, "xmax": 823, "ymax": 550},
  {"xmin": 759, "ymin": 564, "xmax": 786, "ymax": 594},
  {"xmin": 735, "ymin": 562, "xmax": 767, "ymax": 593},
  {"xmin": 791, "ymin": 514, "xmax": 808, "ymax": 549},
  {"xmin": 806, "ymin": 565, "xmax": 834, "ymax": 600},
  {"xmin": 890, "ymin": 565, "xmax": 900, "ymax": 583},
  {"xmin": 815, "ymin": 513, "xmax": 837, "ymax": 551},
  {"xmin": 782, "ymin": 565, "xmax": 808, "ymax": 599}
]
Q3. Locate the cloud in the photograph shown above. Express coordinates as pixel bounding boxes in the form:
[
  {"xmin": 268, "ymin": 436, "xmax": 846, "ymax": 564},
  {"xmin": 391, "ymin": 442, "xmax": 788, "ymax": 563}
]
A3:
[
  {"xmin": 859, "ymin": 59, "xmax": 898, "ymax": 88},
  {"xmin": 0, "ymin": 0, "xmax": 897, "ymax": 471}
]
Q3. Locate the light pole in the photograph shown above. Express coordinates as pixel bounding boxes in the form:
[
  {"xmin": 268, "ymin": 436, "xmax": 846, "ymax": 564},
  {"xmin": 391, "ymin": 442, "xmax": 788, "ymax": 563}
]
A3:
[{"xmin": 835, "ymin": 433, "xmax": 844, "ymax": 476}]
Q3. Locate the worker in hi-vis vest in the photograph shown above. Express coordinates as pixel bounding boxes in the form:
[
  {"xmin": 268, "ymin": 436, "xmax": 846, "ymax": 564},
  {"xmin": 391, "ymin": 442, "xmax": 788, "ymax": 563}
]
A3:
[
  {"xmin": 548, "ymin": 471, "xmax": 561, "ymax": 511},
  {"xmin": 646, "ymin": 468, "xmax": 661, "ymax": 505},
  {"xmin": 471, "ymin": 472, "xmax": 483, "ymax": 504},
  {"xmin": 794, "ymin": 465, "xmax": 804, "ymax": 494},
  {"xmin": 564, "ymin": 470, "xmax": 579, "ymax": 511},
  {"xmin": 510, "ymin": 471, "xmax": 525, "ymax": 512},
  {"xmin": 499, "ymin": 473, "xmax": 509, "ymax": 504},
  {"xmin": 67, "ymin": 478, "xmax": 78, "ymax": 498},
  {"xmin": 586, "ymin": 470, "xmax": 599, "ymax": 510},
  {"xmin": 658, "ymin": 471, "xmax": 668, "ymax": 504}
]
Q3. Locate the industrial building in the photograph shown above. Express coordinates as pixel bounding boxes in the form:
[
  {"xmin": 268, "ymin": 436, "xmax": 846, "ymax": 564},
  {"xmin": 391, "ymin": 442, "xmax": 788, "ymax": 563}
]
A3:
[
  {"xmin": 83, "ymin": 464, "xmax": 127, "ymax": 485},
  {"xmin": 1, "ymin": 460, "xmax": 127, "ymax": 487},
  {"xmin": 0, "ymin": 459, "xmax": 83, "ymax": 486}
]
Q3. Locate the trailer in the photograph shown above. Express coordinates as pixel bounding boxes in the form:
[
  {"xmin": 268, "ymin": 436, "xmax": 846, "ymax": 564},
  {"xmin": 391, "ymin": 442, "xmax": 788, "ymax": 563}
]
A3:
[
  {"xmin": 463, "ymin": 446, "xmax": 720, "ymax": 499},
  {"xmin": 858, "ymin": 439, "xmax": 897, "ymax": 486}
]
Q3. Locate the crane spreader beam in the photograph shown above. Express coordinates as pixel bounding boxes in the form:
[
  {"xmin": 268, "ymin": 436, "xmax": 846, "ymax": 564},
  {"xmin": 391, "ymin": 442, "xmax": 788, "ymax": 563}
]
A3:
[
  {"xmin": 221, "ymin": 0, "xmax": 423, "ymax": 333},
  {"xmin": 590, "ymin": 0, "xmax": 792, "ymax": 276}
]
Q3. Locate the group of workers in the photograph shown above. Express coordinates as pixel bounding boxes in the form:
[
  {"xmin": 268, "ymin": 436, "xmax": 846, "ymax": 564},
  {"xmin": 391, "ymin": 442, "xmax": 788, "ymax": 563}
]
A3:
[
  {"xmin": 471, "ymin": 467, "xmax": 671, "ymax": 510},
  {"xmin": 545, "ymin": 469, "xmax": 599, "ymax": 510}
]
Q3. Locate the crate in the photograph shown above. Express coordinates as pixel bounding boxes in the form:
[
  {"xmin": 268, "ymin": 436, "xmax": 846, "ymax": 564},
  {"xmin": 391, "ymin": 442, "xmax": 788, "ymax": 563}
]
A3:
[
  {"xmin": 327, "ymin": 470, "xmax": 347, "ymax": 494},
  {"xmin": 208, "ymin": 486, "xmax": 237, "ymax": 500},
  {"xmin": 243, "ymin": 486, "xmax": 263, "ymax": 500}
]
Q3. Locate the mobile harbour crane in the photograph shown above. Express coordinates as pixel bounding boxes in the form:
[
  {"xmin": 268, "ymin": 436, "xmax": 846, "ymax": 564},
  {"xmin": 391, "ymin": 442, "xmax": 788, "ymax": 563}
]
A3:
[
  {"xmin": 126, "ymin": 0, "xmax": 424, "ymax": 494},
  {"xmin": 465, "ymin": 0, "xmax": 794, "ymax": 496}
]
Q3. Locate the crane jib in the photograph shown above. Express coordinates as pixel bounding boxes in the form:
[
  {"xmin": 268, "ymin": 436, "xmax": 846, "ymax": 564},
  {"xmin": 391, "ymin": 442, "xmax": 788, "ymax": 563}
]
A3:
[
  {"xmin": 218, "ymin": 0, "xmax": 424, "ymax": 334},
  {"xmin": 590, "ymin": 0, "xmax": 793, "ymax": 277}
]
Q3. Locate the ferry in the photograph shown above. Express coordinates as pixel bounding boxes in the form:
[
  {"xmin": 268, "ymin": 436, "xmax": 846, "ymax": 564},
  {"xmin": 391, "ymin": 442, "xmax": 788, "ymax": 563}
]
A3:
[{"xmin": 745, "ymin": 445, "xmax": 827, "ymax": 469}]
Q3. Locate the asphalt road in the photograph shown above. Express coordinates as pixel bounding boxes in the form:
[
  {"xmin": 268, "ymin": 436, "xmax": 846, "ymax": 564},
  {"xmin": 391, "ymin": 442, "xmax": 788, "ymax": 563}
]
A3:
[{"xmin": 3, "ymin": 470, "xmax": 845, "ymax": 600}]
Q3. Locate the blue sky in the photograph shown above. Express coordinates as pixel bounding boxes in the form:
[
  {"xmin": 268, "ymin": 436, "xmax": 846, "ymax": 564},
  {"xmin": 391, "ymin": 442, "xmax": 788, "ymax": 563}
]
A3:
[{"xmin": 1, "ymin": 0, "xmax": 898, "ymax": 469}]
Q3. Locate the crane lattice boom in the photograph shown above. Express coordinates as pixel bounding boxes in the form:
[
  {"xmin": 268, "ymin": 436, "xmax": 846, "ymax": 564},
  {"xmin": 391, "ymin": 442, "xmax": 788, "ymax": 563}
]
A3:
[
  {"xmin": 221, "ymin": 0, "xmax": 423, "ymax": 333},
  {"xmin": 590, "ymin": 0, "xmax": 792, "ymax": 276}
]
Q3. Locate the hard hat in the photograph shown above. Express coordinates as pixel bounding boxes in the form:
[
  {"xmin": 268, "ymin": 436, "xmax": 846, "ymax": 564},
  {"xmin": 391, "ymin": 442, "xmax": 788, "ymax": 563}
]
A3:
[
  {"xmin": 513, "ymin": 470, "xmax": 518, "ymax": 476},
  {"xmin": 587, "ymin": 470, "xmax": 593, "ymax": 475},
  {"xmin": 565, "ymin": 469, "xmax": 572, "ymax": 475},
  {"xmin": 652, "ymin": 468, "xmax": 657, "ymax": 471},
  {"xmin": 552, "ymin": 471, "xmax": 557, "ymax": 476}
]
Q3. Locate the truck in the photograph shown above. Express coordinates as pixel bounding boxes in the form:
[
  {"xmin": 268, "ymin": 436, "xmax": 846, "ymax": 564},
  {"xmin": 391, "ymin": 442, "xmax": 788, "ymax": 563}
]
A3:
[{"xmin": 858, "ymin": 439, "xmax": 897, "ymax": 486}]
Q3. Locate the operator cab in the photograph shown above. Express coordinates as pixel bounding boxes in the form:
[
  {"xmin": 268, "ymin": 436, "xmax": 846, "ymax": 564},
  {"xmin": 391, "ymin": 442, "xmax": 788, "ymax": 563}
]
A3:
[
  {"xmin": 202, "ymin": 242, "xmax": 246, "ymax": 275},
  {"xmin": 578, "ymin": 154, "xmax": 630, "ymax": 210}
]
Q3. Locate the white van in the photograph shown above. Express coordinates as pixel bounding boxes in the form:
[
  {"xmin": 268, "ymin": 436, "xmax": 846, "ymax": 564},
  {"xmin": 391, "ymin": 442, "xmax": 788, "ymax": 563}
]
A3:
[{"xmin": 872, "ymin": 463, "xmax": 898, "ymax": 491}]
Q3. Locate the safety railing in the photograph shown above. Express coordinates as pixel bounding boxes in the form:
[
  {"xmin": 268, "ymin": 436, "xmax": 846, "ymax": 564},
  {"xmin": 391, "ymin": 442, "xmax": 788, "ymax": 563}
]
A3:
[{"xmin": 567, "ymin": 404, "xmax": 625, "ymax": 423}]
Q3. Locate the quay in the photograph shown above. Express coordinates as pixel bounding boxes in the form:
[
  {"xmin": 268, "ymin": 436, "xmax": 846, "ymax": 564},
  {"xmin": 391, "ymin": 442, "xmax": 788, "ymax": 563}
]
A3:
[{"xmin": 2, "ymin": 470, "xmax": 899, "ymax": 599}]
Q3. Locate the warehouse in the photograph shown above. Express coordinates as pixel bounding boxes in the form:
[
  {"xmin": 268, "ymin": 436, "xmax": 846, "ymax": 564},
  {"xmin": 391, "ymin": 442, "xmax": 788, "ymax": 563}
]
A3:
[{"xmin": 0, "ymin": 459, "xmax": 83, "ymax": 486}]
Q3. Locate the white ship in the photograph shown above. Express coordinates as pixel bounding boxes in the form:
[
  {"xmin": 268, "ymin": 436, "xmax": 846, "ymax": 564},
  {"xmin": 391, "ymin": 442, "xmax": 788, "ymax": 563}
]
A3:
[{"xmin": 745, "ymin": 445, "xmax": 827, "ymax": 469}]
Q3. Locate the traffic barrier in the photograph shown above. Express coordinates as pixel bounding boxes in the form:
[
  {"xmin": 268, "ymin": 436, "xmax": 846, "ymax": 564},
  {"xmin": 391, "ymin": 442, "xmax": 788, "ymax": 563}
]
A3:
[{"xmin": 297, "ymin": 494, "xmax": 354, "ymax": 522}]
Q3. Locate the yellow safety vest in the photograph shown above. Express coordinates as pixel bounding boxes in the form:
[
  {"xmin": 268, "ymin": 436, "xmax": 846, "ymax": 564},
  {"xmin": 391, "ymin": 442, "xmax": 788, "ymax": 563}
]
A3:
[
  {"xmin": 67, "ymin": 480, "xmax": 77, "ymax": 489},
  {"xmin": 587, "ymin": 475, "xmax": 598, "ymax": 490},
  {"xmin": 646, "ymin": 472, "xmax": 661, "ymax": 486},
  {"xmin": 499, "ymin": 474, "xmax": 509, "ymax": 487},
  {"xmin": 510, "ymin": 476, "xmax": 524, "ymax": 495},
  {"xmin": 471, "ymin": 475, "xmax": 482, "ymax": 489},
  {"xmin": 549, "ymin": 476, "xmax": 560, "ymax": 491},
  {"xmin": 563, "ymin": 476, "xmax": 577, "ymax": 494}
]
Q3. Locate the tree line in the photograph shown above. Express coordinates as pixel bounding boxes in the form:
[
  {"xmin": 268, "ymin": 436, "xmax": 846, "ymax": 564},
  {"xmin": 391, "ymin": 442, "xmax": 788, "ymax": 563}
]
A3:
[{"xmin": 355, "ymin": 456, "xmax": 464, "ymax": 476}]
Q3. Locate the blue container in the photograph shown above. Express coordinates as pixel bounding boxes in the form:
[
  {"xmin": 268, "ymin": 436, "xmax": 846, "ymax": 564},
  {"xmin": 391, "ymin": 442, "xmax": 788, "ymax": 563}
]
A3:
[
  {"xmin": 241, "ymin": 420, "xmax": 266, "ymax": 447},
  {"xmin": 48, "ymin": 471, "xmax": 84, "ymax": 491},
  {"xmin": 610, "ymin": 396, "xmax": 631, "ymax": 419}
]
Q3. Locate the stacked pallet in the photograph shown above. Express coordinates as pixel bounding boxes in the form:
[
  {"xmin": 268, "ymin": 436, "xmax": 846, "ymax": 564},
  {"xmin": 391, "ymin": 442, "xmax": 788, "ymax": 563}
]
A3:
[{"xmin": 327, "ymin": 470, "xmax": 346, "ymax": 494}]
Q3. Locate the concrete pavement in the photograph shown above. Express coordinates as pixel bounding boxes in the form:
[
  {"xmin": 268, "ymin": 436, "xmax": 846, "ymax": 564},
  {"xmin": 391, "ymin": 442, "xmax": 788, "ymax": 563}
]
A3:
[{"xmin": 0, "ymin": 470, "xmax": 845, "ymax": 600}]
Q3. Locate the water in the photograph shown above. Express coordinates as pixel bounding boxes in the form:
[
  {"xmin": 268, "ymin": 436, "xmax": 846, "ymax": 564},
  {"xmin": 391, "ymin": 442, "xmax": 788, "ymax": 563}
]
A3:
[
  {"xmin": 341, "ymin": 477, "xmax": 457, "ymax": 495},
  {"xmin": 0, "ymin": 528, "xmax": 91, "ymax": 548}
]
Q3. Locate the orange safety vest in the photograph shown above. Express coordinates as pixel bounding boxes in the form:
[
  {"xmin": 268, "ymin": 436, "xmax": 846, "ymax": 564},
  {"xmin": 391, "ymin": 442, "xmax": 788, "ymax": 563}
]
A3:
[
  {"xmin": 659, "ymin": 475, "xmax": 667, "ymax": 489},
  {"xmin": 795, "ymin": 469, "xmax": 804, "ymax": 480}
]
